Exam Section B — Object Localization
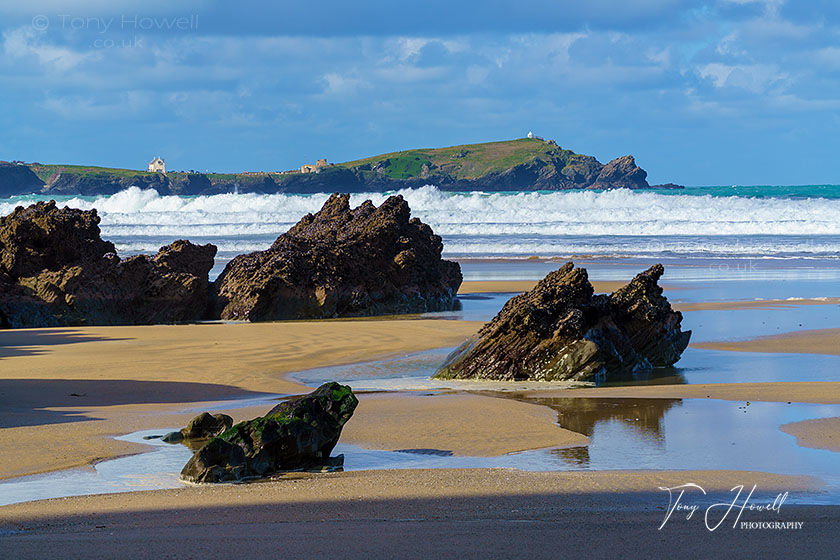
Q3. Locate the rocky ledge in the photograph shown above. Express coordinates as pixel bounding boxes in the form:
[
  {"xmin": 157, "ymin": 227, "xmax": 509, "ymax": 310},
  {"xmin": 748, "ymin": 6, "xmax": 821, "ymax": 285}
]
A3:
[
  {"xmin": 181, "ymin": 382, "xmax": 358, "ymax": 483},
  {"xmin": 213, "ymin": 193, "xmax": 462, "ymax": 321},
  {"xmin": 434, "ymin": 262, "xmax": 691, "ymax": 383},
  {"xmin": 0, "ymin": 201, "xmax": 216, "ymax": 327}
]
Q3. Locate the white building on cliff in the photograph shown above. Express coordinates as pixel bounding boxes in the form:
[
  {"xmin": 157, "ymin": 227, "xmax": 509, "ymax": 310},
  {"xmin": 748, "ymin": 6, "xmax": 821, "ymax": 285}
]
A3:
[{"xmin": 148, "ymin": 156, "xmax": 166, "ymax": 173}]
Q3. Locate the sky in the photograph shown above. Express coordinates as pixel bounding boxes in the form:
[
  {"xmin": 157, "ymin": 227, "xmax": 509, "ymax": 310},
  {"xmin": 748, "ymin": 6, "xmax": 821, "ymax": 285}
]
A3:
[{"xmin": 1, "ymin": 0, "xmax": 839, "ymax": 186}]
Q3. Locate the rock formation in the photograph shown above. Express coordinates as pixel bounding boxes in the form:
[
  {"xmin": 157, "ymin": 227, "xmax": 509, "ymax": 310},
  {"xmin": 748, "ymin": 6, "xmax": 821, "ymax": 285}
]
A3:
[
  {"xmin": 0, "ymin": 201, "xmax": 216, "ymax": 327},
  {"xmin": 161, "ymin": 412, "xmax": 233, "ymax": 444},
  {"xmin": 589, "ymin": 155, "xmax": 649, "ymax": 190},
  {"xmin": 213, "ymin": 193, "xmax": 462, "ymax": 321},
  {"xmin": 434, "ymin": 263, "xmax": 690, "ymax": 383},
  {"xmin": 180, "ymin": 382, "xmax": 358, "ymax": 483}
]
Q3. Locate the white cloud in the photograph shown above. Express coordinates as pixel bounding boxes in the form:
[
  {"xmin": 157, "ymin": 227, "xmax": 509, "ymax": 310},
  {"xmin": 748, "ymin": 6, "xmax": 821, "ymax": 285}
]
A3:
[
  {"xmin": 0, "ymin": 1, "xmax": 206, "ymax": 17},
  {"xmin": 321, "ymin": 72, "xmax": 368, "ymax": 95},
  {"xmin": 3, "ymin": 27, "xmax": 99, "ymax": 70},
  {"xmin": 42, "ymin": 90, "xmax": 153, "ymax": 119},
  {"xmin": 646, "ymin": 47, "xmax": 671, "ymax": 66},
  {"xmin": 719, "ymin": 0, "xmax": 785, "ymax": 17},
  {"xmin": 698, "ymin": 62, "xmax": 788, "ymax": 93}
]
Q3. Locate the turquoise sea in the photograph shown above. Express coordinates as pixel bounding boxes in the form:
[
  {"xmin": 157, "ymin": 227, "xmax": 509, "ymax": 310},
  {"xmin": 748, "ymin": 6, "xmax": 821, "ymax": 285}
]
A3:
[{"xmin": 3, "ymin": 184, "xmax": 840, "ymax": 279}]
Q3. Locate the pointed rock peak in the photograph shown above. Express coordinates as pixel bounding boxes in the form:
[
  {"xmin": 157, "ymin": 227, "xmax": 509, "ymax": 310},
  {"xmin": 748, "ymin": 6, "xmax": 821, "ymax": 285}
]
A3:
[
  {"xmin": 375, "ymin": 194, "xmax": 411, "ymax": 222},
  {"xmin": 319, "ymin": 193, "xmax": 352, "ymax": 217},
  {"xmin": 610, "ymin": 263, "xmax": 665, "ymax": 304},
  {"xmin": 527, "ymin": 262, "xmax": 593, "ymax": 301}
]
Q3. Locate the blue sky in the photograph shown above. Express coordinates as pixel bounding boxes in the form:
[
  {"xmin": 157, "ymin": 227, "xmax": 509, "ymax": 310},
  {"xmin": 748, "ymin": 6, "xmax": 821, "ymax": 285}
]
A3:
[{"xmin": 1, "ymin": 0, "xmax": 839, "ymax": 185}]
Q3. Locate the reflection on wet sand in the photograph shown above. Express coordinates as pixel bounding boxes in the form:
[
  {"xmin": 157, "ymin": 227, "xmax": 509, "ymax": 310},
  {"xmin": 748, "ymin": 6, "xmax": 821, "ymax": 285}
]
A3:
[
  {"xmin": 500, "ymin": 396, "xmax": 682, "ymax": 468},
  {"xmin": 506, "ymin": 396, "xmax": 682, "ymax": 437}
]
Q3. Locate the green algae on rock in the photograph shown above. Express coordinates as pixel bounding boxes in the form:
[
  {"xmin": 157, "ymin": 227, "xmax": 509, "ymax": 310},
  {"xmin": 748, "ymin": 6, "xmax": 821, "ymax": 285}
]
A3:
[
  {"xmin": 161, "ymin": 412, "xmax": 233, "ymax": 446},
  {"xmin": 434, "ymin": 263, "xmax": 691, "ymax": 383},
  {"xmin": 180, "ymin": 382, "xmax": 358, "ymax": 483}
]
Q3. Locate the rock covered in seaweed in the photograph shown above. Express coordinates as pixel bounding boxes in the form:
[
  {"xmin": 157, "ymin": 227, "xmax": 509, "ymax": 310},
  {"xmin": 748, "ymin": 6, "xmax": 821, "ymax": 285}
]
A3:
[
  {"xmin": 0, "ymin": 201, "xmax": 217, "ymax": 327},
  {"xmin": 434, "ymin": 263, "xmax": 690, "ymax": 383},
  {"xmin": 162, "ymin": 412, "xmax": 234, "ymax": 444},
  {"xmin": 180, "ymin": 382, "xmax": 358, "ymax": 483},
  {"xmin": 212, "ymin": 193, "xmax": 462, "ymax": 321}
]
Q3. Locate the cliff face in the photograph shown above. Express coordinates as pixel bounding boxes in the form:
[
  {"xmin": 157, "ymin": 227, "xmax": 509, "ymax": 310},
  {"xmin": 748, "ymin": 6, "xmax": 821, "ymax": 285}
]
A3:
[
  {"xmin": 0, "ymin": 164, "xmax": 45, "ymax": 197},
  {"xmin": 2, "ymin": 138, "xmax": 672, "ymax": 197}
]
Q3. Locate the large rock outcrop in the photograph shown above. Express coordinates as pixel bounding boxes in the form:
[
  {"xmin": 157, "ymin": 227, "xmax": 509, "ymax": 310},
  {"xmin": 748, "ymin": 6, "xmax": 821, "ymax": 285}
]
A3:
[
  {"xmin": 181, "ymin": 382, "xmax": 358, "ymax": 483},
  {"xmin": 213, "ymin": 193, "xmax": 462, "ymax": 321},
  {"xmin": 434, "ymin": 263, "xmax": 690, "ymax": 383},
  {"xmin": 588, "ymin": 155, "xmax": 649, "ymax": 189},
  {"xmin": 0, "ymin": 201, "xmax": 216, "ymax": 327}
]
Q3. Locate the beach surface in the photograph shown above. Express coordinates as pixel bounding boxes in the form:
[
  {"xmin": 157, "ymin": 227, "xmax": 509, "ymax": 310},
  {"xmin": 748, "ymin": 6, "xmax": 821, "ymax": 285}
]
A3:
[
  {"xmin": 2, "ymin": 273, "xmax": 840, "ymax": 557},
  {"xmin": 0, "ymin": 320, "xmax": 481, "ymax": 479},
  {"xmin": 460, "ymin": 280, "xmax": 630, "ymax": 294},
  {"xmin": 780, "ymin": 417, "xmax": 840, "ymax": 453},
  {"xmin": 693, "ymin": 328, "xmax": 840, "ymax": 356},
  {"xmin": 0, "ymin": 468, "xmax": 834, "ymax": 559}
]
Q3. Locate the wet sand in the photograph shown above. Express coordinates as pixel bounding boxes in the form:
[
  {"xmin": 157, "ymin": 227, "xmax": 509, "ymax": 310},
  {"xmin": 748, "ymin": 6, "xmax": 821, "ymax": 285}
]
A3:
[
  {"xmin": 0, "ymin": 320, "xmax": 481, "ymax": 480},
  {"xmin": 459, "ymin": 280, "xmax": 626, "ymax": 294},
  {"xmin": 550, "ymin": 382, "xmax": 840, "ymax": 405},
  {"xmin": 693, "ymin": 328, "xmax": 840, "ymax": 356},
  {"xmin": 781, "ymin": 417, "xmax": 840, "ymax": 453},
  {"xmin": 677, "ymin": 298, "xmax": 840, "ymax": 312},
  {"xmin": 1, "ymin": 469, "xmax": 834, "ymax": 559},
  {"xmin": 341, "ymin": 392, "xmax": 590, "ymax": 455}
]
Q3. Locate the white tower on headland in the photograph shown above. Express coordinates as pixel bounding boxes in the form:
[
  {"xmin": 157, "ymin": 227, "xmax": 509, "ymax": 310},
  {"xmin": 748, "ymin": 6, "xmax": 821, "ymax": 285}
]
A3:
[
  {"xmin": 527, "ymin": 131, "xmax": 534, "ymax": 139},
  {"xmin": 148, "ymin": 156, "xmax": 166, "ymax": 174}
]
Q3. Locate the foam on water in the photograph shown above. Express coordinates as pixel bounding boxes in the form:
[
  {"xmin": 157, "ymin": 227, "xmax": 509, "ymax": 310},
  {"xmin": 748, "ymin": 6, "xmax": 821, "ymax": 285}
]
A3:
[{"xmin": 5, "ymin": 185, "xmax": 840, "ymax": 259}]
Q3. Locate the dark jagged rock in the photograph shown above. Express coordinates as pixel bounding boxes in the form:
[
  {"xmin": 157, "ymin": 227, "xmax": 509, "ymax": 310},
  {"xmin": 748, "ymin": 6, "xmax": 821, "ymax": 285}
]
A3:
[
  {"xmin": 0, "ymin": 201, "xmax": 115, "ymax": 279},
  {"xmin": 162, "ymin": 412, "xmax": 234, "ymax": 443},
  {"xmin": 180, "ymin": 382, "xmax": 358, "ymax": 483},
  {"xmin": 589, "ymin": 155, "xmax": 649, "ymax": 190},
  {"xmin": 0, "ymin": 201, "xmax": 217, "ymax": 328},
  {"xmin": 434, "ymin": 263, "xmax": 690, "ymax": 383},
  {"xmin": 213, "ymin": 193, "xmax": 462, "ymax": 321}
]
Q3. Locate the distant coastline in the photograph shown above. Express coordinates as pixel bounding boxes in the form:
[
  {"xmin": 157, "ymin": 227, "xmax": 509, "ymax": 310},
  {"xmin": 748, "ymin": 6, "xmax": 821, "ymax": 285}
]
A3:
[{"xmin": 0, "ymin": 138, "xmax": 682, "ymax": 197}]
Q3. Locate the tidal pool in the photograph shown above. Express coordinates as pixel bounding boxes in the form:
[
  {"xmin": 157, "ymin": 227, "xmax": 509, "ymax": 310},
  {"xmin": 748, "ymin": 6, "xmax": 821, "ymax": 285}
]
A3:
[{"xmin": 1, "ymin": 397, "xmax": 838, "ymax": 507}]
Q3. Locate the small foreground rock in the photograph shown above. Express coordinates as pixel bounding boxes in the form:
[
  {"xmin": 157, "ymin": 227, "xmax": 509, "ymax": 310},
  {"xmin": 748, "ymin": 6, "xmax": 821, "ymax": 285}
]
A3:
[{"xmin": 180, "ymin": 382, "xmax": 358, "ymax": 483}]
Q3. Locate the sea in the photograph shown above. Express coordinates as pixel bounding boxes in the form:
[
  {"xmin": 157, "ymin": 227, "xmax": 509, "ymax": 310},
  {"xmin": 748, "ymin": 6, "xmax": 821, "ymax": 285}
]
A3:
[{"xmin": 3, "ymin": 184, "xmax": 840, "ymax": 280}]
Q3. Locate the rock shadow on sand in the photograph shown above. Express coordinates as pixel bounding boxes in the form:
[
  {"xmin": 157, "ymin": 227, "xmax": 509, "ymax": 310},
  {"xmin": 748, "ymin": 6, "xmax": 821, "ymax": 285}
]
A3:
[
  {"xmin": 0, "ymin": 329, "xmax": 131, "ymax": 360},
  {"xmin": 0, "ymin": 379, "xmax": 273, "ymax": 429}
]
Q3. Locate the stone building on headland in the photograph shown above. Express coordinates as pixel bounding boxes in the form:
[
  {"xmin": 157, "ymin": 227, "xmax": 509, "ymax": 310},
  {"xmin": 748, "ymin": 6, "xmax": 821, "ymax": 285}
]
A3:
[
  {"xmin": 301, "ymin": 158, "xmax": 328, "ymax": 173},
  {"xmin": 148, "ymin": 156, "xmax": 166, "ymax": 174}
]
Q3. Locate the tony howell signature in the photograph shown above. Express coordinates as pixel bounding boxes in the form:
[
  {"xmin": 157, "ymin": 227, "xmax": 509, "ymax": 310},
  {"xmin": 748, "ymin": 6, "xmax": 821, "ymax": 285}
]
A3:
[{"xmin": 658, "ymin": 483, "xmax": 801, "ymax": 531}]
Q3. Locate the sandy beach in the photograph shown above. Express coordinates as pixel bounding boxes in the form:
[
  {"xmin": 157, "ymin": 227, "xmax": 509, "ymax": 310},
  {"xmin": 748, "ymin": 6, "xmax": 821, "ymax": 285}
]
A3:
[
  {"xmin": 0, "ymin": 320, "xmax": 480, "ymax": 479},
  {"xmin": 693, "ymin": 328, "xmax": 840, "ymax": 356},
  {"xmin": 460, "ymin": 280, "xmax": 645, "ymax": 294},
  {"xmin": 780, "ymin": 417, "xmax": 840, "ymax": 453},
  {"xmin": 2, "ymin": 284, "xmax": 839, "ymax": 557},
  {"xmin": 1, "ymin": 468, "xmax": 835, "ymax": 558}
]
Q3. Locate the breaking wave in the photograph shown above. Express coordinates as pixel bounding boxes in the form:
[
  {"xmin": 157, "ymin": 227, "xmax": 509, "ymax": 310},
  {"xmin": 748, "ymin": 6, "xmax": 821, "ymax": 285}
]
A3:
[{"xmin": 4, "ymin": 185, "xmax": 840, "ymax": 259}]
